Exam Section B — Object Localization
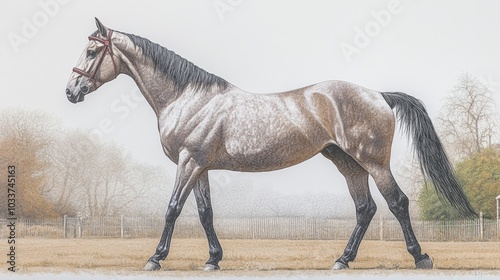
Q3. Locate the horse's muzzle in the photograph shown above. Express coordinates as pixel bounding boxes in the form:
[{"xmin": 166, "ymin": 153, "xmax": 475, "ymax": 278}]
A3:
[{"xmin": 66, "ymin": 88, "xmax": 85, "ymax": 104}]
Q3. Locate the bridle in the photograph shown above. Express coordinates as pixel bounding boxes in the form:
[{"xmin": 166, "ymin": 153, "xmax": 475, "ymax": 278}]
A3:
[{"xmin": 72, "ymin": 29, "xmax": 118, "ymax": 82}]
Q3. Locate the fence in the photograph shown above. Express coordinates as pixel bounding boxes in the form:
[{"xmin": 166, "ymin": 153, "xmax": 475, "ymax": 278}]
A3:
[{"xmin": 1, "ymin": 215, "xmax": 499, "ymax": 241}]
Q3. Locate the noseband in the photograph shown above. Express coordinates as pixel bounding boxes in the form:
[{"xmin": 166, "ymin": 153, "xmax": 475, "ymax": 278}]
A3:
[{"xmin": 73, "ymin": 29, "xmax": 118, "ymax": 81}]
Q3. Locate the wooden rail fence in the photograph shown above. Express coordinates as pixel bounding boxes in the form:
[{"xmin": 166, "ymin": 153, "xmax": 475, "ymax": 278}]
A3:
[{"xmin": 1, "ymin": 215, "xmax": 499, "ymax": 241}]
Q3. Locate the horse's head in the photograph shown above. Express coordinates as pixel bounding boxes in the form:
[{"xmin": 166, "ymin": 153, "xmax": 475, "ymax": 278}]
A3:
[{"xmin": 66, "ymin": 18, "xmax": 121, "ymax": 103}]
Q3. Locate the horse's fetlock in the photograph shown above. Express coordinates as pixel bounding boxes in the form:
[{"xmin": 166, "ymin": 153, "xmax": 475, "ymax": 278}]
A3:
[
  {"xmin": 407, "ymin": 243, "xmax": 422, "ymax": 256},
  {"xmin": 210, "ymin": 248, "xmax": 223, "ymax": 261}
]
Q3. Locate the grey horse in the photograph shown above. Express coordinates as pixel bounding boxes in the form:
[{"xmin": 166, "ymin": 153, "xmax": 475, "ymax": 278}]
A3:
[{"xmin": 66, "ymin": 18, "xmax": 475, "ymax": 271}]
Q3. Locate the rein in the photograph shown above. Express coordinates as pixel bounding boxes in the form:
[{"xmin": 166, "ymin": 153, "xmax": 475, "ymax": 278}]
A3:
[{"xmin": 72, "ymin": 29, "xmax": 117, "ymax": 81}]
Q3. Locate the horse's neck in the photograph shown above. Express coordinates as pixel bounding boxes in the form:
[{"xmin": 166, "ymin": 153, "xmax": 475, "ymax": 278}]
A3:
[
  {"xmin": 115, "ymin": 36, "xmax": 231, "ymax": 117},
  {"xmin": 116, "ymin": 45, "xmax": 176, "ymax": 116},
  {"xmin": 124, "ymin": 63, "xmax": 171, "ymax": 115},
  {"xmin": 121, "ymin": 54, "xmax": 230, "ymax": 118}
]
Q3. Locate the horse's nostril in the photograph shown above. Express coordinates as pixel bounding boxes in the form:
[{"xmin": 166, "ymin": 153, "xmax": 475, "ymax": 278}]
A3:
[{"xmin": 66, "ymin": 88, "xmax": 71, "ymax": 96}]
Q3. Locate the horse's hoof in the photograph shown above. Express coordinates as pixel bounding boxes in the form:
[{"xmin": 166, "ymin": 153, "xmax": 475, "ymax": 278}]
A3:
[
  {"xmin": 143, "ymin": 261, "xmax": 161, "ymax": 271},
  {"xmin": 203, "ymin": 264, "xmax": 220, "ymax": 272},
  {"xmin": 416, "ymin": 254, "xmax": 434, "ymax": 269},
  {"xmin": 332, "ymin": 261, "xmax": 349, "ymax": 270}
]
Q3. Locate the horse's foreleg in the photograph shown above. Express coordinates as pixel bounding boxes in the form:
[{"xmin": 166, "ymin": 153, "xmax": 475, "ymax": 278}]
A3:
[
  {"xmin": 143, "ymin": 155, "xmax": 204, "ymax": 271},
  {"xmin": 193, "ymin": 171, "xmax": 223, "ymax": 271},
  {"xmin": 370, "ymin": 167, "xmax": 433, "ymax": 269},
  {"xmin": 322, "ymin": 145, "xmax": 376, "ymax": 270}
]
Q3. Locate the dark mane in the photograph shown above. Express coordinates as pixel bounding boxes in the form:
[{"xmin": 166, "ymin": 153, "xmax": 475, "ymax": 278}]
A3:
[{"xmin": 120, "ymin": 31, "xmax": 229, "ymax": 93}]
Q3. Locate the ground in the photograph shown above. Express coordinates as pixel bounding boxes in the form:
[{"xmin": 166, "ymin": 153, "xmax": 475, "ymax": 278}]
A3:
[{"xmin": 3, "ymin": 238, "xmax": 499, "ymax": 273}]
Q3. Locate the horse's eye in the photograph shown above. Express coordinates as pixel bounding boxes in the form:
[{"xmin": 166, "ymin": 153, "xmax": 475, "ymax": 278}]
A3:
[{"xmin": 87, "ymin": 50, "xmax": 97, "ymax": 59}]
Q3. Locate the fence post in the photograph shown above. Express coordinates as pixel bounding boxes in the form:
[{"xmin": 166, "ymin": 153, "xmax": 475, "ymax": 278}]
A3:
[
  {"xmin": 63, "ymin": 215, "xmax": 67, "ymax": 238},
  {"xmin": 379, "ymin": 216, "xmax": 384, "ymax": 241},
  {"xmin": 479, "ymin": 211, "xmax": 484, "ymax": 240},
  {"xmin": 121, "ymin": 215, "xmax": 124, "ymax": 238},
  {"xmin": 77, "ymin": 216, "xmax": 82, "ymax": 238},
  {"xmin": 497, "ymin": 196, "xmax": 500, "ymax": 238}
]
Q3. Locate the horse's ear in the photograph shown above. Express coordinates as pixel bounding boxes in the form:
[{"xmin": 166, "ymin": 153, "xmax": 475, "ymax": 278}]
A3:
[{"xmin": 95, "ymin": 17, "xmax": 108, "ymax": 37}]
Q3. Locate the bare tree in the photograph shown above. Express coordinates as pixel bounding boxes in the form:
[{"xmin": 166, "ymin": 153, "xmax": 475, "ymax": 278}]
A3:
[
  {"xmin": 0, "ymin": 109, "xmax": 61, "ymax": 218},
  {"xmin": 394, "ymin": 155, "xmax": 425, "ymax": 218},
  {"xmin": 126, "ymin": 165, "xmax": 172, "ymax": 216},
  {"xmin": 438, "ymin": 73, "xmax": 498, "ymax": 161},
  {"xmin": 51, "ymin": 131, "xmax": 154, "ymax": 217},
  {"xmin": 45, "ymin": 128, "xmax": 172, "ymax": 217},
  {"xmin": 0, "ymin": 109, "xmax": 171, "ymax": 218}
]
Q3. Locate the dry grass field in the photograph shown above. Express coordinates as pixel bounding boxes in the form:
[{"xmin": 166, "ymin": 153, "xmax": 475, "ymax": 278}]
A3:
[{"xmin": 4, "ymin": 238, "xmax": 500, "ymax": 272}]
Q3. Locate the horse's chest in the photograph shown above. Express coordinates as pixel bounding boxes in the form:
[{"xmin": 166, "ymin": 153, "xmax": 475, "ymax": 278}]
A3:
[
  {"xmin": 157, "ymin": 111, "xmax": 218, "ymax": 165},
  {"xmin": 158, "ymin": 119, "xmax": 182, "ymax": 163},
  {"xmin": 161, "ymin": 145, "xmax": 178, "ymax": 163}
]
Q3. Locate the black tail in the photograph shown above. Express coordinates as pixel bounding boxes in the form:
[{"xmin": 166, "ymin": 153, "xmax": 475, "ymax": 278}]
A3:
[{"xmin": 381, "ymin": 92, "xmax": 477, "ymax": 219}]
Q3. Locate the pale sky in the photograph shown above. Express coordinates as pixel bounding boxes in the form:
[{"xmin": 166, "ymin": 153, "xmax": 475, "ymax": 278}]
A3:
[{"xmin": 1, "ymin": 0, "xmax": 499, "ymax": 197}]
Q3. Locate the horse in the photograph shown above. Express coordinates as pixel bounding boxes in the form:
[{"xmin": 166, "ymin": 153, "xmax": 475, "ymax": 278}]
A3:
[{"xmin": 65, "ymin": 18, "xmax": 476, "ymax": 271}]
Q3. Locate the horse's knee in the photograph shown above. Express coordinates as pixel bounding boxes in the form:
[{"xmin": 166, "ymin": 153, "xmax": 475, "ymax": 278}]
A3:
[
  {"xmin": 356, "ymin": 200, "xmax": 377, "ymax": 223},
  {"xmin": 165, "ymin": 204, "xmax": 182, "ymax": 223},
  {"xmin": 357, "ymin": 201, "xmax": 377, "ymax": 216}
]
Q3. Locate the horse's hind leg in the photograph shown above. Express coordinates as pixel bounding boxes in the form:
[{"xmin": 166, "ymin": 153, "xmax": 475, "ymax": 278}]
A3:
[
  {"xmin": 365, "ymin": 163, "xmax": 433, "ymax": 269},
  {"xmin": 322, "ymin": 145, "xmax": 377, "ymax": 270},
  {"xmin": 193, "ymin": 171, "xmax": 223, "ymax": 271}
]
